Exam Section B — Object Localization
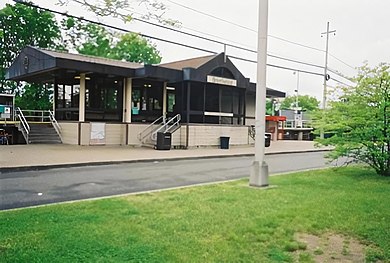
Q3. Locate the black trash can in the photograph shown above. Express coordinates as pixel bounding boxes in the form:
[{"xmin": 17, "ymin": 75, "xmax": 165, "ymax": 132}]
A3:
[
  {"xmin": 265, "ymin": 133, "xmax": 271, "ymax": 147},
  {"xmin": 220, "ymin": 136, "xmax": 230, "ymax": 149},
  {"xmin": 156, "ymin": 132, "xmax": 171, "ymax": 150}
]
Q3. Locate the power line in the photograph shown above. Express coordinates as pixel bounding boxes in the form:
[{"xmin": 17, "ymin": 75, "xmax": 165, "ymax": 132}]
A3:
[
  {"xmin": 166, "ymin": 0, "xmax": 357, "ymax": 72},
  {"xmin": 166, "ymin": 0, "xmax": 257, "ymax": 33},
  {"xmin": 327, "ymin": 68, "xmax": 355, "ymax": 83},
  {"xmin": 227, "ymin": 55, "xmax": 324, "ymax": 77},
  {"xmin": 14, "ymin": 1, "xmax": 219, "ymax": 55},
  {"xmin": 330, "ymin": 78, "xmax": 354, "ymax": 88},
  {"xmin": 328, "ymin": 53, "xmax": 356, "ymax": 70},
  {"xmin": 12, "ymin": 1, "xmax": 333, "ymax": 80},
  {"xmin": 268, "ymin": 52, "xmax": 324, "ymax": 69},
  {"xmin": 19, "ymin": 0, "xmax": 335, "ymax": 75}
]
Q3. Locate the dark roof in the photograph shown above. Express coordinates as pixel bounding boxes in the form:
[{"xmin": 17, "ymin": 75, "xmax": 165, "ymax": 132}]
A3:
[
  {"xmin": 38, "ymin": 48, "xmax": 143, "ymax": 69},
  {"xmin": 6, "ymin": 46, "xmax": 142, "ymax": 82},
  {"xmin": 6, "ymin": 47, "xmax": 285, "ymax": 98},
  {"xmin": 159, "ymin": 54, "xmax": 217, "ymax": 70}
]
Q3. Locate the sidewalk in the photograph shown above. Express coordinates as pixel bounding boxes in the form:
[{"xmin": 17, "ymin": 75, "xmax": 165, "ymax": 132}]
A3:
[{"xmin": 0, "ymin": 141, "xmax": 330, "ymax": 172}]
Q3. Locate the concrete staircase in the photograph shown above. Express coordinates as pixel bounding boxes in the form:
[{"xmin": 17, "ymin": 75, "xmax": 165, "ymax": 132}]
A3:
[{"xmin": 28, "ymin": 123, "xmax": 62, "ymax": 144}]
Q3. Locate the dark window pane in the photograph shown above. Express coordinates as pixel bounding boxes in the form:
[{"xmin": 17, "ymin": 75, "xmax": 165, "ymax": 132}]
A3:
[
  {"xmin": 190, "ymin": 84, "xmax": 204, "ymax": 111},
  {"xmin": 205, "ymin": 85, "xmax": 219, "ymax": 112},
  {"xmin": 221, "ymin": 87, "xmax": 232, "ymax": 113},
  {"xmin": 190, "ymin": 114, "xmax": 203, "ymax": 123}
]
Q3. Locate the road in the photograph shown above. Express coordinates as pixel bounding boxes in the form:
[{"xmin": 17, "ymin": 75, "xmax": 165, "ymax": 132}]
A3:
[{"xmin": 0, "ymin": 151, "xmax": 337, "ymax": 210}]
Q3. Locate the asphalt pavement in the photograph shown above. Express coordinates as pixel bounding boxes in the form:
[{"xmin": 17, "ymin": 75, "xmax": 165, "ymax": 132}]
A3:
[
  {"xmin": 0, "ymin": 151, "xmax": 333, "ymax": 210},
  {"xmin": 0, "ymin": 141, "xmax": 331, "ymax": 173}
]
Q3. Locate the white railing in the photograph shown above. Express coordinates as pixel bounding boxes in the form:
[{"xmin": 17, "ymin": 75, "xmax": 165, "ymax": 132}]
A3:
[
  {"xmin": 19, "ymin": 109, "xmax": 51, "ymax": 122},
  {"xmin": 137, "ymin": 115, "xmax": 165, "ymax": 143},
  {"xmin": 138, "ymin": 114, "xmax": 181, "ymax": 143},
  {"xmin": 151, "ymin": 114, "xmax": 181, "ymax": 141},
  {"xmin": 49, "ymin": 110, "xmax": 62, "ymax": 140},
  {"xmin": 284, "ymin": 120, "xmax": 313, "ymax": 129},
  {"xmin": 16, "ymin": 107, "xmax": 30, "ymax": 144}
]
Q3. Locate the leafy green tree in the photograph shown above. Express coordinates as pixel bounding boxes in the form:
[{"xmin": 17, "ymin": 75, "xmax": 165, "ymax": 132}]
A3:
[
  {"xmin": 1, "ymin": 3, "xmax": 162, "ymax": 110},
  {"xmin": 15, "ymin": 83, "xmax": 53, "ymax": 110},
  {"xmin": 281, "ymin": 95, "xmax": 320, "ymax": 112},
  {"xmin": 77, "ymin": 23, "xmax": 161, "ymax": 64},
  {"xmin": 0, "ymin": 3, "xmax": 61, "ymax": 94},
  {"xmin": 315, "ymin": 63, "xmax": 390, "ymax": 176},
  {"xmin": 57, "ymin": 0, "xmax": 180, "ymax": 27}
]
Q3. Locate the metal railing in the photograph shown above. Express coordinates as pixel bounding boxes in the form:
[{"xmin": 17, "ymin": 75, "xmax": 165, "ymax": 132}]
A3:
[
  {"xmin": 16, "ymin": 107, "xmax": 30, "ymax": 144},
  {"xmin": 151, "ymin": 114, "xmax": 181, "ymax": 141},
  {"xmin": 49, "ymin": 110, "xmax": 62, "ymax": 140},
  {"xmin": 138, "ymin": 114, "xmax": 181, "ymax": 143},
  {"xmin": 137, "ymin": 115, "xmax": 165, "ymax": 143},
  {"xmin": 249, "ymin": 125, "xmax": 255, "ymax": 140},
  {"xmin": 18, "ymin": 109, "xmax": 52, "ymax": 122},
  {"xmin": 283, "ymin": 120, "xmax": 313, "ymax": 129}
]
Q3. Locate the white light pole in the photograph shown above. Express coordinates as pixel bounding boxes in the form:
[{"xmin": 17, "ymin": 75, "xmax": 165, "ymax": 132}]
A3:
[{"xmin": 250, "ymin": 0, "xmax": 269, "ymax": 187}]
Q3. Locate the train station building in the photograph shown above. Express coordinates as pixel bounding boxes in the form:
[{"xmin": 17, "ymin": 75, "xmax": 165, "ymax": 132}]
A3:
[{"xmin": 6, "ymin": 46, "xmax": 286, "ymax": 147}]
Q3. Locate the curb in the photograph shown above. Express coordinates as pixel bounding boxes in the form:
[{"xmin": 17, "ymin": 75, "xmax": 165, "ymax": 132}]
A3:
[{"xmin": 0, "ymin": 149, "xmax": 331, "ymax": 174}]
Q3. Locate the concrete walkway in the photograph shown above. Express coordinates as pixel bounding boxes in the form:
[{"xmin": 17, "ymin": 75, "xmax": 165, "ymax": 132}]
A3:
[{"xmin": 0, "ymin": 141, "xmax": 330, "ymax": 171}]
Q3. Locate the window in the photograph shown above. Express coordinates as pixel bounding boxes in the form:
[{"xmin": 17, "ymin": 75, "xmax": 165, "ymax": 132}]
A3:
[
  {"xmin": 205, "ymin": 85, "xmax": 219, "ymax": 112},
  {"xmin": 190, "ymin": 83, "xmax": 204, "ymax": 111}
]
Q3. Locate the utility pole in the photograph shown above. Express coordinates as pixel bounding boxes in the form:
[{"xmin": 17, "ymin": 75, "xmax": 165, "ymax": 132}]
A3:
[
  {"xmin": 320, "ymin": 22, "xmax": 336, "ymax": 139},
  {"xmin": 293, "ymin": 71, "xmax": 300, "ymax": 109},
  {"xmin": 250, "ymin": 0, "xmax": 269, "ymax": 187}
]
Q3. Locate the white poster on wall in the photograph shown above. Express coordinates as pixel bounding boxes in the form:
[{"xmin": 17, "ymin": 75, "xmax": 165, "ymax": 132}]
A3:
[{"xmin": 90, "ymin": 122, "xmax": 106, "ymax": 145}]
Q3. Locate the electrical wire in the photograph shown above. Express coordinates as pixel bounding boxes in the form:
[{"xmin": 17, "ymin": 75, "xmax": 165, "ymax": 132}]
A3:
[
  {"xmin": 329, "ymin": 53, "xmax": 356, "ymax": 70},
  {"xmin": 12, "ymin": 1, "xmax": 333, "ymax": 80},
  {"xmin": 165, "ymin": 0, "xmax": 357, "ymax": 72},
  {"xmin": 227, "ymin": 55, "xmax": 324, "ymax": 77},
  {"xmin": 330, "ymin": 78, "xmax": 354, "ymax": 88},
  {"xmin": 14, "ymin": 1, "xmax": 219, "ymax": 55}
]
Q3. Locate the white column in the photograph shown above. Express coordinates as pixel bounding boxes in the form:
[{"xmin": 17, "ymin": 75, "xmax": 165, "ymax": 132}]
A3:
[
  {"xmin": 79, "ymin": 73, "xmax": 86, "ymax": 122},
  {"xmin": 124, "ymin": 78, "xmax": 132, "ymax": 123},
  {"xmin": 162, "ymin": 82, "xmax": 167, "ymax": 119},
  {"xmin": 250, "ymin": 0, "xmax": 269, "ymax": 187}
]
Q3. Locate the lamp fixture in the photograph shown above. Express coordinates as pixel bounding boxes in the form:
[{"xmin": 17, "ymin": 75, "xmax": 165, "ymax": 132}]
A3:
[{"xmin": 74, "ymin": 76, "xmax": 91, "ymax": 80}]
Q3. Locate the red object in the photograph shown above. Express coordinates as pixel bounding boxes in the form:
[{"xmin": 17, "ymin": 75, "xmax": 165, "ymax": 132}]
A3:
[{"xmin": 266, "ymin": 115, "xmax": 286, "ymax": 122}]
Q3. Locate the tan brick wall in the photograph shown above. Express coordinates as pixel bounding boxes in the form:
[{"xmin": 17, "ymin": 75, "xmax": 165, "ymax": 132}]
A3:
[
  {"xmin": 58, "ymin": 122, "xmax": 78, "ymax": 145},
  {"xmin": 59, "ymin": 122, "xmax": 252, "ymax": 147}
]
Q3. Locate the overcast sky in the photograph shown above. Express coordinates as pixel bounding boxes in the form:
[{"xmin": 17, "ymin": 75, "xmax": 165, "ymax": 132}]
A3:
[{"xmin": 3, "ymin": 0, "xmax": 390, "ymax": 102}]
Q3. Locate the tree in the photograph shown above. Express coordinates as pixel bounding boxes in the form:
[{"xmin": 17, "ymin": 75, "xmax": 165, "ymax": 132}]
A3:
[
  {"xmin": 76, "ymin": 23, "xmax": 161, "ymax": 64},
  {"xmin": 1, "ymin": 3, "xmax": 163, "ymax": 110},
  {"xmin": 0, "ymin": 3, "xmax": 61, "ymax": 109},
  {"xmin": 315, "ymin": 63, "xmax": 390, "ymax": 176},
  {"xmin": 56, "ymin": 0, "xmax": 180, "ymax": 27},
  {"xmin": 15, "ymin": 83, "xmax": 53, "ymax": 110},
  {"xmin": 281, "ymin": 95, "xmax": 320, "ymax": 112}
]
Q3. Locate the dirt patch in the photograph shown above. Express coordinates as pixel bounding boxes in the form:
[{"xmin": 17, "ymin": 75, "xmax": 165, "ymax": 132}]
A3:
[{"xmin": 294, "ymin": 232, "xmax": 366, "ymax": 262}]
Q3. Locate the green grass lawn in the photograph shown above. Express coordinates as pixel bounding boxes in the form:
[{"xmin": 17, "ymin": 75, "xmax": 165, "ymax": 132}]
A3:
[{"xmin": 1, "ymin": 167, "xmax": 389, "ymax": 262}]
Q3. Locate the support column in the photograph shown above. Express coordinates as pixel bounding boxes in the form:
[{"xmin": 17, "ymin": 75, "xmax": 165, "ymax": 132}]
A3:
[
  {"xmin": 298, "ymin": 131, "xmax": 303, "ymax": 141},
  {"xmin": 162, "ymin": 82, "xmax": 167, "ymax": 120},
  {"xmin": 124, "ymin": 78, "xmax": 132, "ymax": 123},
  {"xmin": 79, "ymin": 73, "xmax": 86, "ymax": 122}
]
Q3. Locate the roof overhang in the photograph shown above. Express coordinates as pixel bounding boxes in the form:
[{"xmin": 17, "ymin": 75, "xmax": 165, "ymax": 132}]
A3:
[{"xmin": 6, "ymin": 46, "xmax": 140, "ymax": 83}]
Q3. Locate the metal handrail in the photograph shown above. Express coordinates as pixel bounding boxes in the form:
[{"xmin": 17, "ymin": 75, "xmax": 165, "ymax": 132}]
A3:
[
  {"xmin": 20, "ymin": 109, "xmax": 51, "ymax": 122},
  {"xmin": 49, "ymin": 110, "xmax": 62, "ymax": 141},
  {"xmin": 16, "ymin": 107, "xmax": 30, "ymax": 144},
  {"xmin": 151, "ymin": 114, "xmax": 181, "ymax": 141},
  {"xmin": 137, "ymin": 115, "xmax": 165, "ymax": 143}
]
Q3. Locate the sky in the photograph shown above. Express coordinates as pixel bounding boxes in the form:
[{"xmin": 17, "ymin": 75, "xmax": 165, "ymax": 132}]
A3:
[{"xmin": 2, "ymin": 0, "xmax": 390, "ymax": 103}]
